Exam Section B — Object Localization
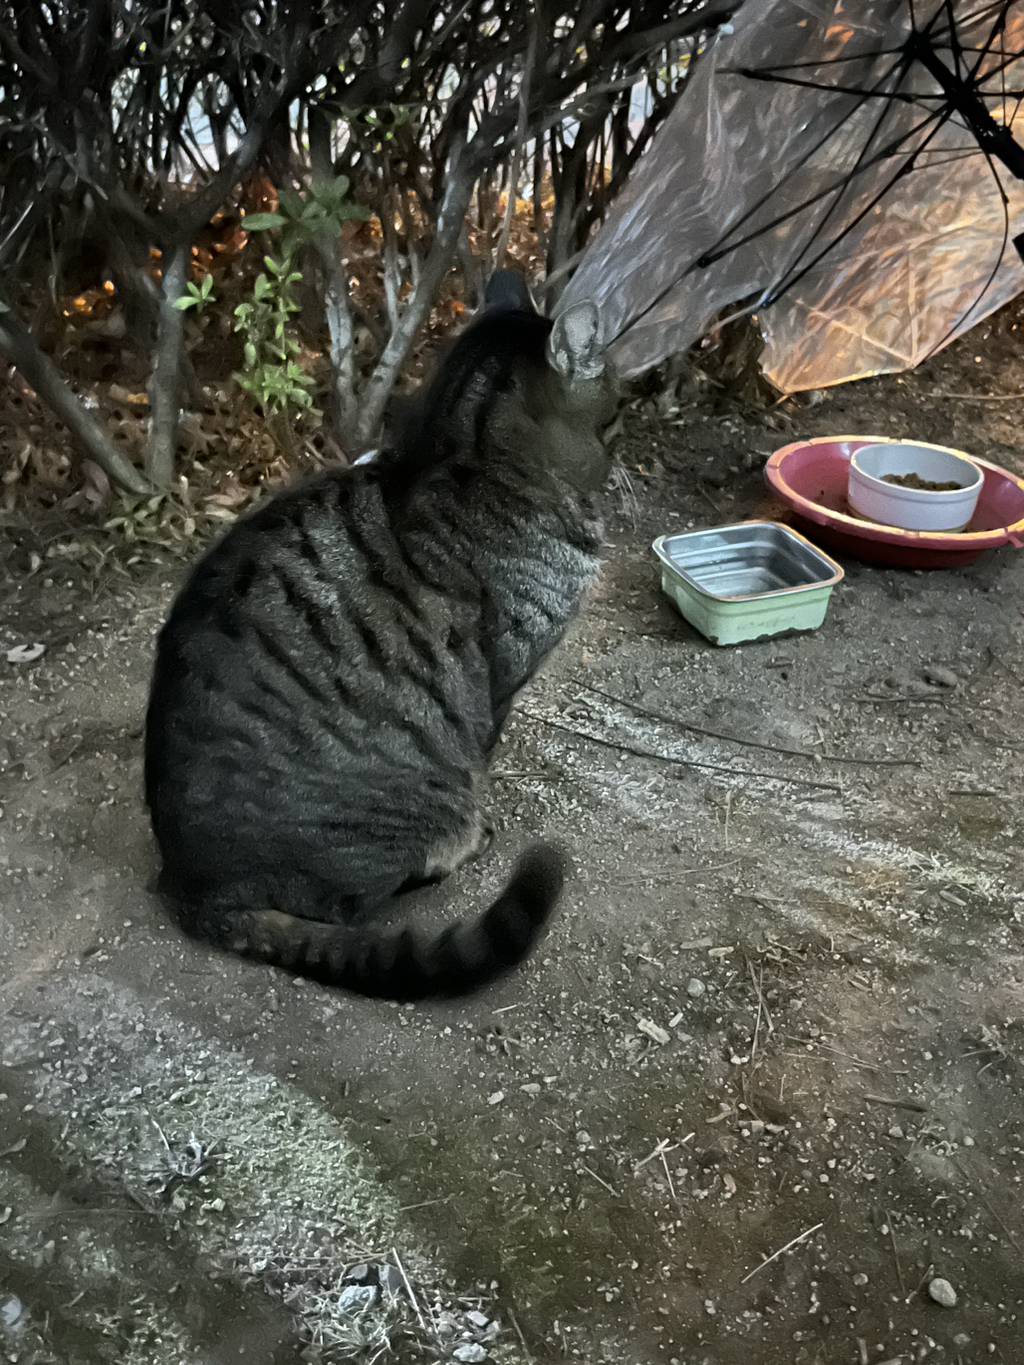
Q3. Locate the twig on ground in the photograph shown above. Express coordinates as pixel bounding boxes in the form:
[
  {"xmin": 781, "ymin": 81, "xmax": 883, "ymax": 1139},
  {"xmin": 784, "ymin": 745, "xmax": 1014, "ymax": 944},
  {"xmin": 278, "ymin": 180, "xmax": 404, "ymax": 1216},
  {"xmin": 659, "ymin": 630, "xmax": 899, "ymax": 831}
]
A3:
[
  {"xmin": 526, "ymin": 711, "xmax": 843, "ymax": 793},
  {"xmin": 573, "ymin": 681, "xmax": 920, "ymax": 768},
  {"xmin": 747, "ymin": 958, "xmax": 774, "ymax": 1065},
  {"xmin": 581, "ymin": 1164, "xmax": 621, "ymax": 1198},
  {"xmin": 508, "ymin": 1309, "xmax": 534, "ymax": 1364},
  {"xmin": 954, "ymin": 1160, "xmax": 1023, "ymax": 1252},
  {"xmin": 787, "ymin": 1038, "xmax": 908, "ymax": 1075},
  {"xmin": 923, "ymin": 389, "xmax": 1024, "ymax": 400},
  {"xmin": 740, "ymin": 1221, "xmax": 824, "ymax": 1285},
  {"xmin": 660, "ymin": 1146, "xmax": 677, "ymax": 1201},
  {"xmin": 987, "ymin": 648, "xmax": 1024, "ymax": 690},
  {"xmin": 885, "ymin": 1210, "xmax": 907, "ymax": 1296},
  {"xmin": 390, "ymin": 1248, "xmax": 426, "ymax": 1331},
  {"xmin": 863, "ymin": 1093, "xmax": 928, "ymax": 1113},
  {"xmin": 853, "ymin": 694, "xmax": 946, "ymax": 705}
]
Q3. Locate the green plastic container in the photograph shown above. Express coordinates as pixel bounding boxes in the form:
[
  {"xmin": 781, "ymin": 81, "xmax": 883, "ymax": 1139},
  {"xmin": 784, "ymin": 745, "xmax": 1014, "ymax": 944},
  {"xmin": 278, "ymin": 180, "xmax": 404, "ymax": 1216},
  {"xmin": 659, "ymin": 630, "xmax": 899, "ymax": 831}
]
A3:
[{"xmin": 652, "ymin": 521, "xmax": 844, "ymax": 646}]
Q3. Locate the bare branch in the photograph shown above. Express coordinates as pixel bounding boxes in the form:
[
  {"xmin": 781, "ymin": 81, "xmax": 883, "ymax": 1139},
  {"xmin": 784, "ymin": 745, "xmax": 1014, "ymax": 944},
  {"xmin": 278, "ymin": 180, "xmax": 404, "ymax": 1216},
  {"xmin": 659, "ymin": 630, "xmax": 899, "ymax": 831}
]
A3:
[
  {"xmin": 146, "ymin": 244, "xmax": 189, "ymax": 487},
  {"xmin": 0, "ymin": 305, "xmax": 150, "ymax": 496}
]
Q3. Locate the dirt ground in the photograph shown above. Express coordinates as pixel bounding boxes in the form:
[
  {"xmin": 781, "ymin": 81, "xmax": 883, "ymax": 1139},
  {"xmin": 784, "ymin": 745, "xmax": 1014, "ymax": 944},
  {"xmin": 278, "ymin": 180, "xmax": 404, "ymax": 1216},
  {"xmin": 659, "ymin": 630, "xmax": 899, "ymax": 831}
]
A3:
[{"xmin": 2, "ymin": 310, "xmax": 1024, "ymax": 1365}]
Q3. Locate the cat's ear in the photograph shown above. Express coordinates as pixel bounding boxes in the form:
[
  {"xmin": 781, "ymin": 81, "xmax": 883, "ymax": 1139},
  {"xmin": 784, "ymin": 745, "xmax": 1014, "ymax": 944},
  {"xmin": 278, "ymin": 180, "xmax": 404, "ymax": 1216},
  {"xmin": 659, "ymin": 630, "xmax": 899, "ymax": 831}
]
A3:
[
  {"xmin": 547, "ymin": 300, "xmax": 605, "ymax": 380},
  {"xmin": 484, "ymin": 269, "xmax": 535, "ymax": 314}
]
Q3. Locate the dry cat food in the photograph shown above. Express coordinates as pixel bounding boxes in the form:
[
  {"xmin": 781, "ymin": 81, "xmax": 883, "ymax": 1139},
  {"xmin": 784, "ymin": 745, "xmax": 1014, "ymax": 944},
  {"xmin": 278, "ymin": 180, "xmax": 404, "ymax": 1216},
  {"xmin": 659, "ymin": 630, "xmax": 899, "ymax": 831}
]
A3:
[{"xmin": 881, "ymin": 472, "xmax": 963, "ymax": 492}]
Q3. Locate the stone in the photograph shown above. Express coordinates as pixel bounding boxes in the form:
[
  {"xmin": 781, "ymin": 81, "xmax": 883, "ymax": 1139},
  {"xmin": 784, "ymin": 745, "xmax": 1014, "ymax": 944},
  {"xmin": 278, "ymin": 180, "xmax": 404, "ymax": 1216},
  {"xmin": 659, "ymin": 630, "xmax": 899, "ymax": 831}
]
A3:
[
  {"xmin": 377, "ymin": 1264, "xmax": 404, "ymax": 1296},
  {"xmin": 928, "ymin": 1277, "xmax": 957, "ymax": 1308},
  {"xmin": 453, "ymin": 1345, "xmax": 488, "ymax": 1363},
  {"xmin": 686, "ymin": 978, "xmax": 706, "ymax": 999},
  {"xmin": 924, "ymin": 664, "xmax": 959, "ymax": 689},
  {"xmin": 339, "ymin": 1285, "xmax": 378, "ymax": 1314}
]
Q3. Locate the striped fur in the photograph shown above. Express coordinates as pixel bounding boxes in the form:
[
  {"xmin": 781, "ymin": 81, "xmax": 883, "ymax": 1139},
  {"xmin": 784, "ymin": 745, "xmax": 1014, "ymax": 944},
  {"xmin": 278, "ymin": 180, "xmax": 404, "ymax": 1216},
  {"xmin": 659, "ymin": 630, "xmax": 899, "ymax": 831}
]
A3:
[{"xmin": 144, "ymin": 273, "xmax": 616, "ymax": 1000}]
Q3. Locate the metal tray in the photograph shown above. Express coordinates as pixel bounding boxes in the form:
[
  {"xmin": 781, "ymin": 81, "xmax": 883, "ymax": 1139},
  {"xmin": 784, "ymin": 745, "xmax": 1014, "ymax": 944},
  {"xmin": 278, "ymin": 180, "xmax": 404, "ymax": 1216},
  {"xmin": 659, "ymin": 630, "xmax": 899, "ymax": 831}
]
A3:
[{"xmin": 651, "ymin": 521, "xmax": 844, "ymax": 646}]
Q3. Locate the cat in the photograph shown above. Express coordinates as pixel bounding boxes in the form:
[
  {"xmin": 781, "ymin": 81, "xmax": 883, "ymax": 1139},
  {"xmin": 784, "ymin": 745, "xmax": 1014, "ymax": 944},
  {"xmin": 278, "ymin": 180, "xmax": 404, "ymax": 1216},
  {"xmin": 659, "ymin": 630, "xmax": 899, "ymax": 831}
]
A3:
[{"xmin": 144, "ymin": 270, "xmax": 617, "ymax": 1000}]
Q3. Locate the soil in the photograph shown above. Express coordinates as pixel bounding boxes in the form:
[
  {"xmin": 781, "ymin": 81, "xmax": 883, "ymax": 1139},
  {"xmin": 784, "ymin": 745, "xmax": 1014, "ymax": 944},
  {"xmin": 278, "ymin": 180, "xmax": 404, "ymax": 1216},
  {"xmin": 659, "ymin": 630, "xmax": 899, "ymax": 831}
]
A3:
[{"xmin": 2, "ymin": 305, "xmax": 1023, "ymax": 1364}]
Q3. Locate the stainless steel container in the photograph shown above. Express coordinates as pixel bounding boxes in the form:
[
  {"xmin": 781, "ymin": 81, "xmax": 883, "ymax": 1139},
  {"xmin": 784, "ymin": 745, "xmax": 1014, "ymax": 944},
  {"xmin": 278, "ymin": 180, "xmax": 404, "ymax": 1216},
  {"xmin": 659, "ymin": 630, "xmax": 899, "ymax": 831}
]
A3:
[{"xmin": 652, "ymin": 521, "xmax": 844, "ymax": 646}]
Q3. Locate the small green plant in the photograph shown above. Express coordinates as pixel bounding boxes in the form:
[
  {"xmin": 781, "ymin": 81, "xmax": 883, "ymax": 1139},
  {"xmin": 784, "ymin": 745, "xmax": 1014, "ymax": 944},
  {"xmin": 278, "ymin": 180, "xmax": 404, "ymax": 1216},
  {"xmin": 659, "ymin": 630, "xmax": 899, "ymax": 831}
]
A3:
[
  {"xmin": 232, "ymin": 255, "xmax": 313, "ymax": 417},
  {"xmin": 233, "ymin": 176, "xmax": 368, "ymax": 421},
  {"xmin": 173, "ymin": 273, "xmax": 215, "ymax": 314}
]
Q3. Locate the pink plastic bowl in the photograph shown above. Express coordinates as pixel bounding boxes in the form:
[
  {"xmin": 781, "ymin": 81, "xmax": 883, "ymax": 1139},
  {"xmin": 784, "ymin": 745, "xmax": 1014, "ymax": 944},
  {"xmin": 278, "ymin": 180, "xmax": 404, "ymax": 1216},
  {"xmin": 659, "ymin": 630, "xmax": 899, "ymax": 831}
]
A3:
[{"xmin": 765, "ymin": 436, "xmax": 1024, "ymax": 568}]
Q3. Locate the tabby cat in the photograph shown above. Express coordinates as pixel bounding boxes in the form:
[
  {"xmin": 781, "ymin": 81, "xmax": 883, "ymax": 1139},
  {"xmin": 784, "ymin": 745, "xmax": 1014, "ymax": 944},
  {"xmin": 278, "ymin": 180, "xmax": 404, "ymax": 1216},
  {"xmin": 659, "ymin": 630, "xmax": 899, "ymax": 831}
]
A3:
[{"xmin": 144, "ymin": 271, "xmax": 616, "ymax": 1000}]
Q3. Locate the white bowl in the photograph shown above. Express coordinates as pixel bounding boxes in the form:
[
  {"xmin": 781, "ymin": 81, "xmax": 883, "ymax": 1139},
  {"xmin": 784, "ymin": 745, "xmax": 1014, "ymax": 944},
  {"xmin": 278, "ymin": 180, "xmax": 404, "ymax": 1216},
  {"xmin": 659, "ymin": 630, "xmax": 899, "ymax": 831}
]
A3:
[{"xmin": 847, "ymin": 441, "xmax": 983, "ymax": 532}]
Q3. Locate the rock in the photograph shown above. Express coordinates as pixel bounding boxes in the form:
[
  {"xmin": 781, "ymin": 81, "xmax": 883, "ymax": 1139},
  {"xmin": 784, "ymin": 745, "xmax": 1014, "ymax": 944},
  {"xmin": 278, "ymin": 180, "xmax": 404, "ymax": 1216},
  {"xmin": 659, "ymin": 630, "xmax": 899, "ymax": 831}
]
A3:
[
  {"xmin": 703, "ymin": 1298, "xmax": 717, "ymax": 1316},
  {"xmin": 377, "ymin": 1264, "xmax": 404, "ymax": 1296},
  {"xmin": 339, "ymin": 1284, "xmax": 379, "ymax": 1314},
  {"xmin": 465, "ymin": 1310, "xmax": 491, "ymax": 1330},
  {"xmin": 487, "ymin": 1090, "xmax": 505, "ymax": 1106},
  {"xmin": 928, "ymin": 1277, "xmax": 958, "ymax": 1308},
  {"xmin": 852, "ymin": 1272, "xmax": 869, "ymax": 1287},
  {"xmin": 453, "ymin": 1345, "xmax": 488, "ymax": 1363},
  {"xmin": 5, "ymin": 643, "xmax": 46, "ymax": 665},
  {"xmin": 924, "ymin": 664, "xmax": 959, "ymax": 689},
  {"xmin": 686, "ymin": 978, "xmax": 706, "ymax": 999},
  {"xmin": 637, "ymin": 1017, "xmax": 671, "ymax": 1046},
  {"xmin": 343, "ymin": 1263, "xmax": 373, "ymax": 1284},
  {"xmin": 1, "ymin": 1293, "xmax": 25, "ymax": 1329}
]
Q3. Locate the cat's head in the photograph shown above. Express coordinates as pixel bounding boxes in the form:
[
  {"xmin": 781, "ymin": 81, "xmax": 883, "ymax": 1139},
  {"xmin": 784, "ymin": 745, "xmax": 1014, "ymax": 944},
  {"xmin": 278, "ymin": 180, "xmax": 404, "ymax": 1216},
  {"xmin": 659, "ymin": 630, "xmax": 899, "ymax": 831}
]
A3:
[{"xmin": 482, "ymin": 271, "xmax": 619, "ymax": 492}]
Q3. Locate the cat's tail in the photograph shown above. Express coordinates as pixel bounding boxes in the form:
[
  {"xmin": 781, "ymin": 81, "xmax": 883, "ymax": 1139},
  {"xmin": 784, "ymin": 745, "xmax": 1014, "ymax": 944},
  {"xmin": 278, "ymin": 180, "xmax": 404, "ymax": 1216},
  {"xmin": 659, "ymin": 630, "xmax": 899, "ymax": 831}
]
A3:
[{"xmin": 172, "ymin": 844, "xmax": 566, "ymax": 1001}]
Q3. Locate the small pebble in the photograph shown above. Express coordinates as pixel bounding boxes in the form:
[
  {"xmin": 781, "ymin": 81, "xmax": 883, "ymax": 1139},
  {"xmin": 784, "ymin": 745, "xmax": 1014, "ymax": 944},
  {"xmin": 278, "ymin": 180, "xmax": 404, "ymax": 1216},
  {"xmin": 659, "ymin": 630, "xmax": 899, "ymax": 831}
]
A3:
[
  {"xmin": 852, "ymin": 1272, "xmax": 869, "ymax": 1287},
  {"xmin": 453, "ymin": 1345, "xmax": 488, "ymax": 1363},
  {"xmin": 466, "ymin": 1310, "xmax": 491, "ymax": 1330},
  {"xmin": 686, "ymin": 978, "xmax": 706, "ymax": 999},
  {"xmin": 924, "ymin": 664, "xmax": 959, "ymax": 689},
  {"xmin": 1, "ymin": 1294, "xmax": 25, "ymax": 1329},
  {"xmin": 928, "ymin": 1277, "xmax": 958, "ymax": 1308},
  {"xmin": 377, "ymin": 1264, "xmax": 404, "ymax": 1296},
  {"xmin": 487, "ymin": 1090, "xmax": 504, "ymax": 1106},
  {"xmin": 339, "ymin": 1285, "xmax": 378, "ymax": 1314}
]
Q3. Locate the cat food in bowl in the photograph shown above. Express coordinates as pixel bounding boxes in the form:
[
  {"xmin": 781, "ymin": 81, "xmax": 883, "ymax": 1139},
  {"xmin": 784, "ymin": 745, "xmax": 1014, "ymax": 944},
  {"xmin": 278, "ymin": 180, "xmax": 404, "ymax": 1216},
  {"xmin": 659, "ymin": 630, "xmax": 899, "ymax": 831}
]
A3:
[{"xmin": 848, "ymin": 441, "xmax": 983, "ymax": 532}]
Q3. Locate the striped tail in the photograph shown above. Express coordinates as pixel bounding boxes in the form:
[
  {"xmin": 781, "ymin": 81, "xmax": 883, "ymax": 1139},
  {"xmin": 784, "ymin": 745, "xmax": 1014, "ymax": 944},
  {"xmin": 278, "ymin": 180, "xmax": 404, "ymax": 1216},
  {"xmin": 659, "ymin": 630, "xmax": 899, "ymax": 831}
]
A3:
[{"xmin": 173, "ymin": 844, "xmax": 566, "ymax": 1001}]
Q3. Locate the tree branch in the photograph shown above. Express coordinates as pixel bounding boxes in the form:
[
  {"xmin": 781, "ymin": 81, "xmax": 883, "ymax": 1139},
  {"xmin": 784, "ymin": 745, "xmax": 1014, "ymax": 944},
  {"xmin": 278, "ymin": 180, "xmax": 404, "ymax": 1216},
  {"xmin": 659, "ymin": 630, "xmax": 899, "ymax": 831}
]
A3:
[
  {"xmin": 356, "ymin": 144, "xmax": 475, "ymax": 443},
  {"xmin": 494, "ymin": 1, "xmax": 541, "ymax": 271},
  {"xmin": 0, "ymin": 304, "xmax": 150, "ymax": 495},
  {"xmin": 146, "ymin": 244, "xmax": 188, "ymax": 486}
]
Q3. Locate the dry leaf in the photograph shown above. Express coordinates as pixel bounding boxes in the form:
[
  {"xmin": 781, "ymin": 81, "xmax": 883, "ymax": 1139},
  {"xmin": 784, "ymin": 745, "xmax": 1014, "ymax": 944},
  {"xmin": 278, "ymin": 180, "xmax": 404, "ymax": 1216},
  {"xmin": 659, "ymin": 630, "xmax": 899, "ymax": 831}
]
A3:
[{"xmin": 5, "ymin": 643, "xmax": 46, "ymax": 665}]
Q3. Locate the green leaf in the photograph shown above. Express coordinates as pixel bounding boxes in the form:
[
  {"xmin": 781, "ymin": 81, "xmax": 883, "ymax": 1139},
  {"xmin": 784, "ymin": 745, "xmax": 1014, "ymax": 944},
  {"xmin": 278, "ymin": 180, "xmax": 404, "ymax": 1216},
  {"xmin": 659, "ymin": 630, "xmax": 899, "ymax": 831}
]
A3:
[
  {"xmin": 253, "ymin": 274, "xmax": 271, "ymax": 300},
  {"xmin": 278, "ymin": 188, "xmax": 304, "ymax": 219},
  {"xmin": 243, "ymin": 341, "xmax": 258, "ymax": 368},
  {"xmin": 243, "ymin": 212, "xmax": 286, "ymax": 232},
  {"xmin": 173, "ymin": 295, "xmax": 198, "ymax": 310},
  {"xmin": 263, "ymin": 256, "xmax": 283, "ymax": 277},
  {"xmin": 200, "ymin": 274, "xmax": 214, "ymax": 298}
]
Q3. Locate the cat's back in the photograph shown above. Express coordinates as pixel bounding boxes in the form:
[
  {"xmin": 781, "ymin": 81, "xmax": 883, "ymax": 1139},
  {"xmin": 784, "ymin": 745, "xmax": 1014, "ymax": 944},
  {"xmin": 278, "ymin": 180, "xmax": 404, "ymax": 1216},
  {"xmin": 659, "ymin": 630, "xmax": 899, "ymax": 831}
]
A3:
[
  {"xmin": 162, "ymin": 465, "xmax": 369, "ymax": 636},
  {"xmin": 145, "ymin": 464, "xmax": 387, "ymax": 781}
]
